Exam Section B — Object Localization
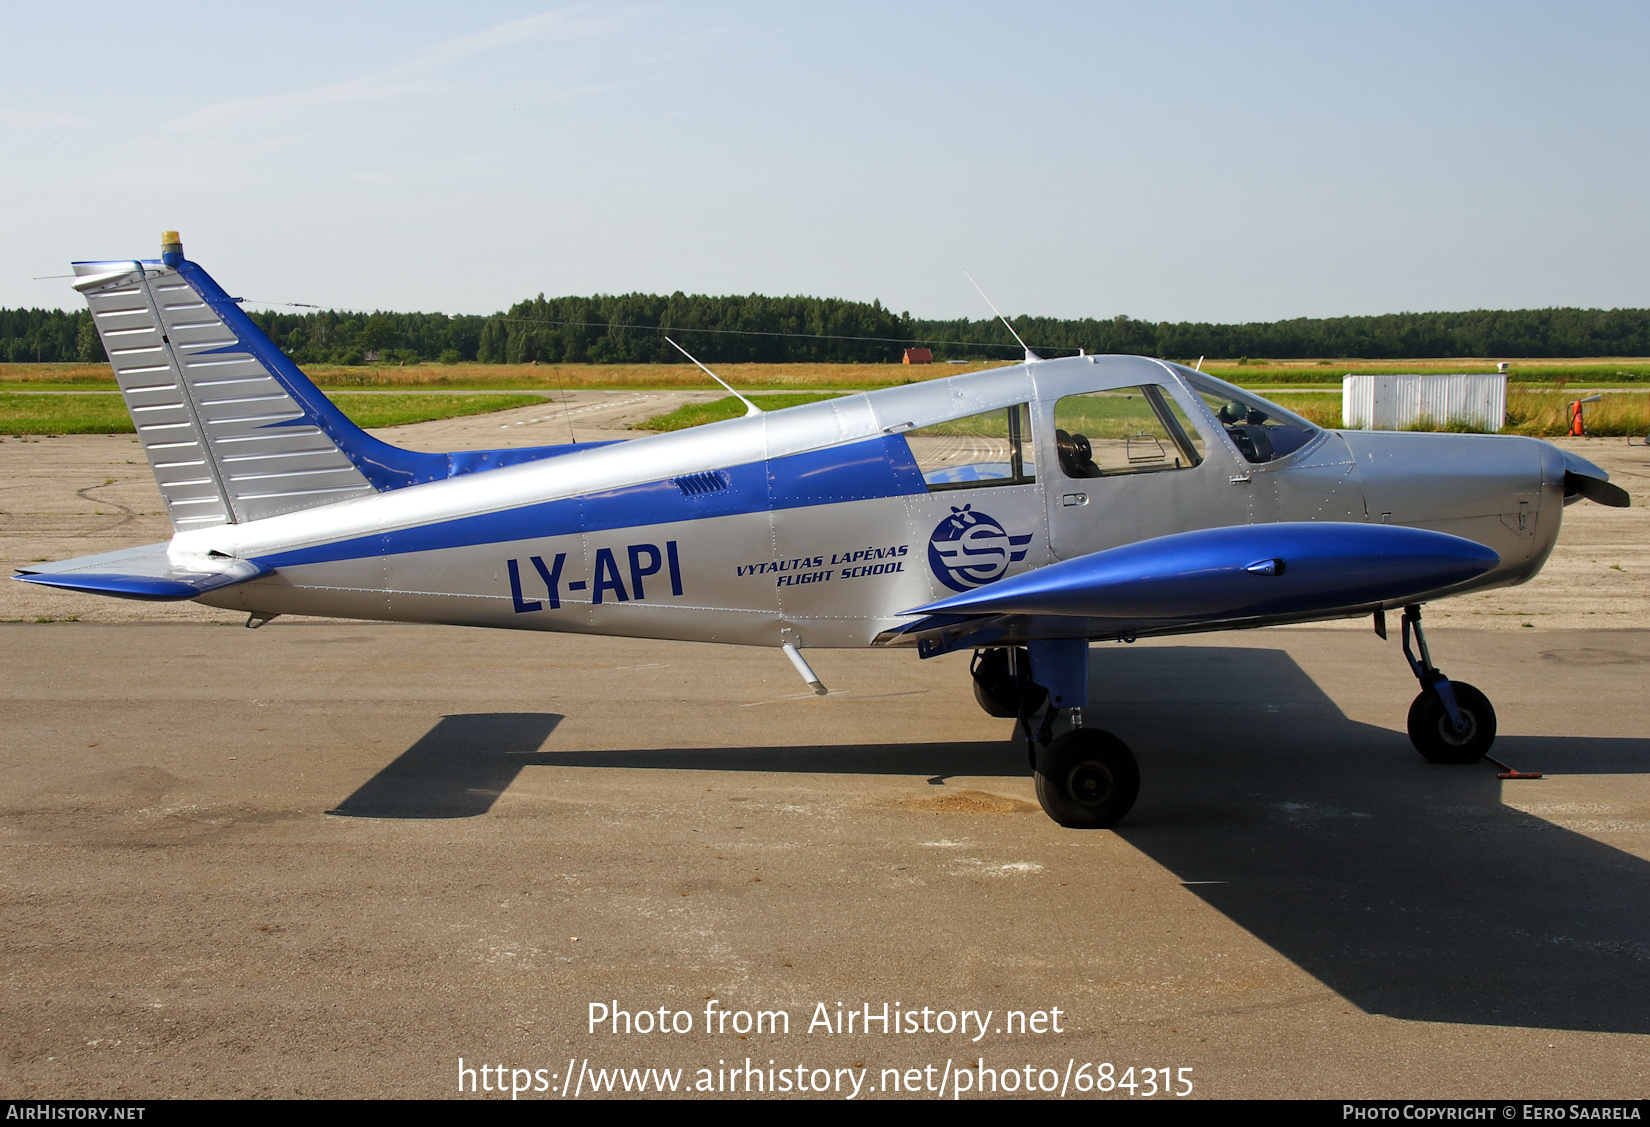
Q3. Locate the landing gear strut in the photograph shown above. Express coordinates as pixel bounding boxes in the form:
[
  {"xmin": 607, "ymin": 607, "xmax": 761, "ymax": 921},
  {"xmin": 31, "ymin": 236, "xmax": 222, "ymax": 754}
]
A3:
[
  {"xmin": 1399, "ymin": 605, "xmax": 1497, "ymax": 764},
  {"xmin": 971, "ymin": 644, "xmax": 1140, "ymax": 828}
]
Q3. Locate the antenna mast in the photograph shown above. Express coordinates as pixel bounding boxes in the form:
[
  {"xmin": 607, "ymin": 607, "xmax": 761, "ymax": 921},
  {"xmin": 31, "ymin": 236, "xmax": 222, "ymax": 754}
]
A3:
[
  {"xmin": 964, "ymin": 271, "xmax": 1041, "ymax": 362},
  {"xmin": 665, "ymin": 337, "xmax": 762, "ymax": 416}
]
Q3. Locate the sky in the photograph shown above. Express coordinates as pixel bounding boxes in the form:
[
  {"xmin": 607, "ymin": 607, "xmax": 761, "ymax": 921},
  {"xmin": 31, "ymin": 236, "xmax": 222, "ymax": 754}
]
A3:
[{"xmin": 3, "ymin": 2, "xmax": 1647, "ymax": 323}]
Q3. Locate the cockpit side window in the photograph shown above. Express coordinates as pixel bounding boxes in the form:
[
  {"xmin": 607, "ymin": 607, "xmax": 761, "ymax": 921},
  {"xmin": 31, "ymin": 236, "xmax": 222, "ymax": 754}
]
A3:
[
  {"xmin": 1183, "ymin": 373, "xmax": 1321, "ymax": 465},
  {"xmin": 909, "ymin": 403, "xmax": 1036, "ymax": 491},
  {"xmin": 1052, "ymin": 384, "xmax": 1205, "ymax": 479}
]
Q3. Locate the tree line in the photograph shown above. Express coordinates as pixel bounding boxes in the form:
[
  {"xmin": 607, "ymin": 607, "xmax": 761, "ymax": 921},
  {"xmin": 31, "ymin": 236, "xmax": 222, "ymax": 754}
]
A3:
[{"xmin": 5, "ymin": 299, "xmax": 1649, "ymax": 365}]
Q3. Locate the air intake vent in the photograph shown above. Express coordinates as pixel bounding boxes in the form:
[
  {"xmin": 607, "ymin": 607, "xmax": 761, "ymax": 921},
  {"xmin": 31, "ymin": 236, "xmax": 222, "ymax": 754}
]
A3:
[{"xmin": 674, "ymin": 471, "xmax": 730, "ymax": 496}]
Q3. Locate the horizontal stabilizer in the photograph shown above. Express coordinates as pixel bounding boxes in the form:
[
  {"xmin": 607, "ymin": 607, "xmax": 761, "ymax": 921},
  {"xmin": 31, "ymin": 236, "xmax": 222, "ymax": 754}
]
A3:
[
  {"xmin": 14, "ymin": 543, "xmax": 269, "ymax": 602},
  {"xmin": 906, "ymin": 522, "xmax": 1499, "ymax": 623}
]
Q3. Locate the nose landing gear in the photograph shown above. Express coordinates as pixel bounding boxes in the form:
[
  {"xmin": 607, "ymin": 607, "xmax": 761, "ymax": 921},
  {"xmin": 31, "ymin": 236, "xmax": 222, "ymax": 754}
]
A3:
[{"xmin": 1398, "ymin": 605, "xmax": 1498, "ymax": 764}]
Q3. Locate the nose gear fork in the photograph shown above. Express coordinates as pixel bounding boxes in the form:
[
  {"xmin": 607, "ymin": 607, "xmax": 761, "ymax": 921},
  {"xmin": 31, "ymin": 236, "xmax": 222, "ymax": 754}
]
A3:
[
  {"xmin": 1396, "ymin": 604, "xmax": 1499, "ymax": 765},
  {"xmin": 1401, "ymin": 604, "xmax": 1464, "ymax": 735}
]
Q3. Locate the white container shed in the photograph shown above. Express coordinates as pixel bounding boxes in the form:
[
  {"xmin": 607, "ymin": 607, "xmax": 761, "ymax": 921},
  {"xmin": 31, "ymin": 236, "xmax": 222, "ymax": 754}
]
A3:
[{"xmin": 1341, "ymin": 373, "xmax": 1506, "ymax": 431}]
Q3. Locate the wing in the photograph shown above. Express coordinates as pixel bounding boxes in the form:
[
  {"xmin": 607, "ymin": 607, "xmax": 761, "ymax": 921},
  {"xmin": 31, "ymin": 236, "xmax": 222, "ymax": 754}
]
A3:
[{"xmin": 879, "ymin": 522, "xmax": 1500, "ymax": 655}]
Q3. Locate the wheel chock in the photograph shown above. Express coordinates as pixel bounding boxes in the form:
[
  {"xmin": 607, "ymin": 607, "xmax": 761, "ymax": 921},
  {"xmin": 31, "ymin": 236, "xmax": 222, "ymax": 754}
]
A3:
[{"xmin": 1483, "ymin": 753, "xmax": 1542, "ymax": 780}]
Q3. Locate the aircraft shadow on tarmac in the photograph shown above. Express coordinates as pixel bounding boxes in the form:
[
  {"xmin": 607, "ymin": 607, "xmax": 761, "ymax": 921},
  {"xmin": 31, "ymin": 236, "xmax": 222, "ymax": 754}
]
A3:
[
  {"xmin": 328, "ymin": 712, "xmax": 566, "ymax": 819},
  {"xmin": 329, "ymin": 710, "xmax": 1019, "ymax": 819},
  {"xmin": 1093, "ymin": 646, "xmax": 1650, "ymax": 1038},
  {"xmin": 333, "ymin": 646, "xmax": 1650, "ymax": 1036}
]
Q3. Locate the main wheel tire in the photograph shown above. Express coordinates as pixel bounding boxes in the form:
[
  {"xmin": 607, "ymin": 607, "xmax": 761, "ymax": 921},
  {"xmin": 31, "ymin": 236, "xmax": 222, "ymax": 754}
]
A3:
[
  {"xmin": 972, "ymin": 674, "xmax": 1017, "ymax": 719},
  {"xmin": 1034, "ymin": 729, "xmax": 1140, "ymax": 829},
  {"xmin": 1407, "ymin": 681, "xmax": 1497, "ymax": 764},
  {"xmin": 971, "ymin": 647, "xmax": 1045, "ymax": 719}
]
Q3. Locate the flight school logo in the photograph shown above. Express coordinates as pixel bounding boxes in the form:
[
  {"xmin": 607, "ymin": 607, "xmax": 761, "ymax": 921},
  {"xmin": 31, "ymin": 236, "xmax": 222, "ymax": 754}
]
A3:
[{"xmin": 927, "ymin": 505, "xmax": 1033, "ymax": 592}]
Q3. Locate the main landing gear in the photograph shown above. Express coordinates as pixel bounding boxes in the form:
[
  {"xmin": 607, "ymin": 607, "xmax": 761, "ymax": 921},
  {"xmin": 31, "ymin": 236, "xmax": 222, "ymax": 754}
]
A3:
[
  {"xmin": 1397, "ymin": 604, "xmax": 1498, "ymax": 764},
  {"xmin": 1035, "ymin": 729, "xmax": 1141, "ymax": 830},
  {"xmin": 971, "ymin": 645, "xmax": 1140, "ymax": 829}
]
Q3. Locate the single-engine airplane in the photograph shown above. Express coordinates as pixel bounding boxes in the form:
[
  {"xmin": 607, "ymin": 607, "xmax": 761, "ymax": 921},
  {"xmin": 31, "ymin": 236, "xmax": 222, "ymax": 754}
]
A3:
[{"xmin": 18, "ymin": 234, "xmax": 1631, "ymax": 827}]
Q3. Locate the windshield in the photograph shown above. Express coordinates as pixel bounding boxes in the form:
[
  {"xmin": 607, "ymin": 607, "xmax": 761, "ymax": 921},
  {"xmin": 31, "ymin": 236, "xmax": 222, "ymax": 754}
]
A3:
[{"xmin": 1182, "ymin": 372, "xmax": 1321, "ymax": 464}]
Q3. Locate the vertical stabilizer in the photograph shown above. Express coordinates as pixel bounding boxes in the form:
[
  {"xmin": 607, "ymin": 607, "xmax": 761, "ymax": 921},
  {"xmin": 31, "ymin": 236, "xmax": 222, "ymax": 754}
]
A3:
[{"xmin": 73, "ymin": 234, "xmax": 447, "ymax": 530}]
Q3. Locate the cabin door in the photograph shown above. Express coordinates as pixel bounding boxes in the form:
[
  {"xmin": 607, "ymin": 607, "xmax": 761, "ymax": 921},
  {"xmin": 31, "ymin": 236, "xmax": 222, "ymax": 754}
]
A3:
[{"xmin": 1041, "ymin": 378, "xmax": 1247, "ymax": 561}]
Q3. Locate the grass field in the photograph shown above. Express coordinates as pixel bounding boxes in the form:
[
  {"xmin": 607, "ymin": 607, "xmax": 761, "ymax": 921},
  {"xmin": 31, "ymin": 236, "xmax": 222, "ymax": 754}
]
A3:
[
  {"xmin": 1250, "ymin": 388, "xmax": 1650, "ymax": 436},
  {"xmin": 636, "ymin": 392, "xmax": 842, "ymax": 431},
  {"xmin": 0, "ymin": 361, "xmax": 1008, "ymax": 392},
  {"xmin": 10, "ymin": 356, "xmax": 1650, "ymax": 394},
  {"xmin": 0, "ymin": 392, "xmax": 546, "ymax": 435},
  {"xmin": 1195, "ymin": 358, "xmax": 1650, "ymax": 386},
  {"xmin": 1049, "ymin": 390, "xmax": 1194, "ymax": 441},
  {"xmin": 637, "ymin": 386, "xmax": 1650, "ymax": 439},
  {"xmin": 1261, "ymin": 391, "xmax": 1343, "ymax": 427},
  {"xmin": 1503, "ymin": 388, "xmax": 1650, "ymax": 437},
  {"xmin": 5, "ymin": 363, "xmax": 1647, "ymax": 438}
]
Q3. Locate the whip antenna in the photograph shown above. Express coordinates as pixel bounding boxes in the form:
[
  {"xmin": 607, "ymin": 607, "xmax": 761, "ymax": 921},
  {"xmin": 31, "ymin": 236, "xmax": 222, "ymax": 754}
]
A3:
[
  {"xmin": 665, "ymin": 336, "xmax": 762, "ymax": 416},
  {"xmin": 964, "ymin": 271, "xmax": 1041, "ymax": 362}
]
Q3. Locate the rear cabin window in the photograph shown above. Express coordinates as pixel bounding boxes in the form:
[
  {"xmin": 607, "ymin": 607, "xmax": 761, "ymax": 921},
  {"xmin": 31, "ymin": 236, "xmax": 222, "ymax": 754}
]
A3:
[
  {"xmin": 1053, "ymin": 385, "xmax": 1205, "ymax": 479},
  {"xmin": 908, "ymin": 404, "xmax": 1036, "ymax": 491}
]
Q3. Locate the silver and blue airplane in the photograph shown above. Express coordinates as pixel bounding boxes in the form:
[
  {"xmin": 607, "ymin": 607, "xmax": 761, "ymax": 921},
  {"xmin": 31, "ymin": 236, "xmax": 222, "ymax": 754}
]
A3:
[{"xmin": 18, "ymin": 233, "xmax": 1631, "ymax": 828}]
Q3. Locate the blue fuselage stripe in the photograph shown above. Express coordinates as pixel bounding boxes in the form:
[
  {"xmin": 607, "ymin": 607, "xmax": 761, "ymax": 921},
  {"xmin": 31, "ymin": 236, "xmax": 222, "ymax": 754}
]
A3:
[{"xmin": 255, "ymin": 434, "xmax": 928, "ymax": 568}]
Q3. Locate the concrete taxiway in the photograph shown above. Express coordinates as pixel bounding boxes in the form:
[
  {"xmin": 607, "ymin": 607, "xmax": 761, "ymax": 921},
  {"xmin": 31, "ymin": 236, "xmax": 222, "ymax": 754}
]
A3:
[{"xmin": 1, "ymin": 409, "xmax": 1647, "ymax": 1099}]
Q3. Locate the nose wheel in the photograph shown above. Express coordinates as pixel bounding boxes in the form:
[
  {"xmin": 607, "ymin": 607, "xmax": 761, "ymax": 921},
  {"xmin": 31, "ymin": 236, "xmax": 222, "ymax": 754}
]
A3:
[
  {"xmin": 1407, "ymin": 680, "xmax": 1497, "ymax": 763},
  {"xmin": 1398, "ymin": 605, "xmax": 1498, "ymax": 764}
]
